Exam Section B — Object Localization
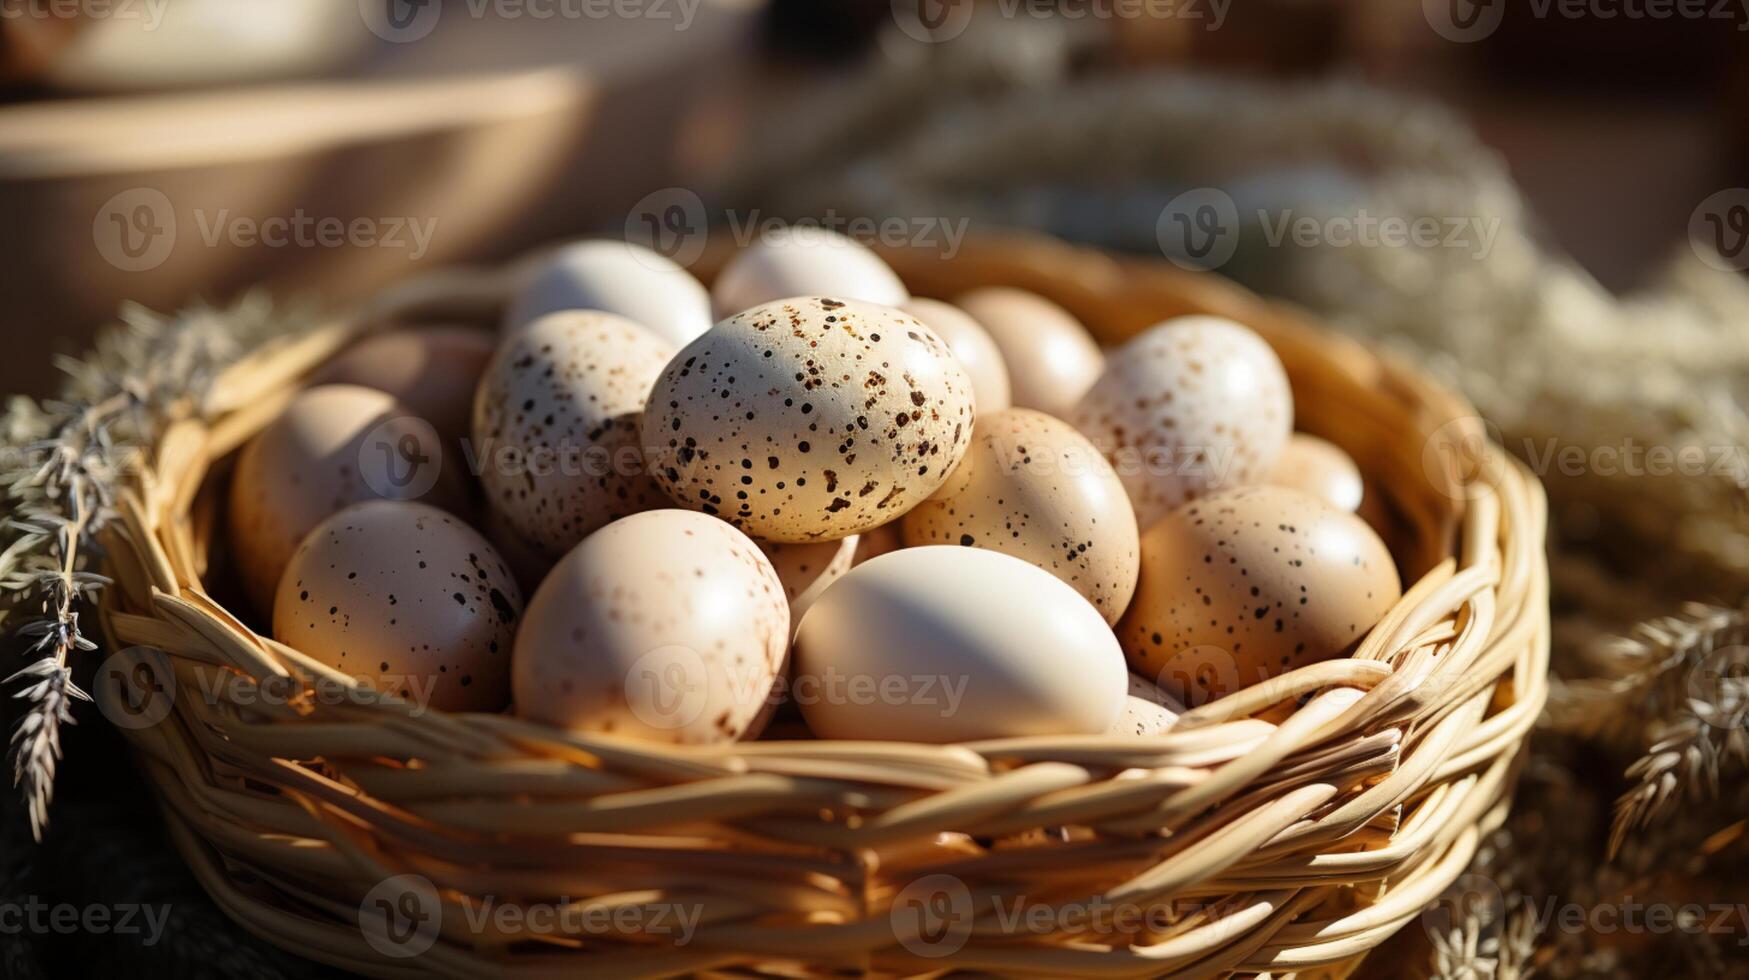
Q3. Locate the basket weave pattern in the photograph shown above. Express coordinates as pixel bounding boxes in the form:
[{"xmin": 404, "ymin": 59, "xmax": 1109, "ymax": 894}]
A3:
[{"xmin": 96, "ymin": 236, "xmax": 1548, "ymax": 978}]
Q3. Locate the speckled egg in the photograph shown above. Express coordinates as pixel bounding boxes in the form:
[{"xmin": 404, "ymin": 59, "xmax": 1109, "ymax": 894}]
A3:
[
  {"xmin": 761, "ymin": 536, "xmax": 859, "ymax": 623},
  {"xmin": 901, "ymin": 408, "xmax": 1139, "ymax": 624},
  {"xmin": 643, "ymin": 297, "xmax": 976, "ymax": 543},
  {"xmin": 1118, "ymin": 486, "xmax": 1401, "ymax": 705},
  {"xmin": 1112, "ymin": 672, "xmax": 1186, "ymax": 735},
  {"xmin": 900, "ymin": 298, "xmax": 1011, "ymax": 415},
  {"xmin": 309, "ymin": 326, "xmax": 494, "ymax": 446},
  {"xmin": 1269, "ymin": 433, "xmax": 1363, "ymax": 513},
  {"xmin": 1071, "ymin": 316, "xmax": 1293, "ymax": 528},
  {"xmin": 794, "ymin": 546, "xmax": 1127, "ymax": 742},
  {"xmin": 273, "ymin": 501, "xmax": 520, "ymax": 713},
  {"xmin": 473, "ymin": 311, "xmax": 675, "ymax": 558},
  {"xmin": 955, "ymin": 288, "xmax": 1103, "ymax": 420},
  {"xmin": 512, "ymin": 510, "xmax": 789, "ymax": 744},
  {"xmin": 503, "ymin": 240, "xmax": 713, "ymax": 348},
  {"xmin": 229, "ymin": 384, "xmax": 469, "ymax": 616},
  {"xmin": 711, "ymin": 227, "xmax": 908, "ymax": 318}
]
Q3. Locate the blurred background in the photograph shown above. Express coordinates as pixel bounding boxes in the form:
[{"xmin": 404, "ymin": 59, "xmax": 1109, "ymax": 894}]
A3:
[{"xmin": 6, "ymin": 1, "xmax": 1749, "ymax": 978}]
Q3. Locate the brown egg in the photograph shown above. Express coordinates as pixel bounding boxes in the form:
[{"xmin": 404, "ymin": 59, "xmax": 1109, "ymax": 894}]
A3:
[
  {"xmin": 229, "ymin": 384, "xmax": 468, "ymax": 616},
  {"xmin": 853, "ymin": 521, "xmax": 905, "ymax": 566},
  {"xmin": 761, "ymin": 536, "xmax": 859, "ymax": 623},
  {"xmin": 954, "ymin": 287, "xmax": 1102, "ymax": 419},
  {"xmin": 1118, "ymin": 486, "xmax": 1400, "ymax": 705},
  {"xmin": 901, "ymin": 408, "xmax": 1139, "ymax": 624},
  {"xmin": 309, "ymin": 326, "xmax": 494, "ymax": 445},
  {"xmin": 273, "ymin": 501, "xmax": 520, "ymax": 713},
  {"xmin": 1269, "ymin": 434, "xmax": 1363, "ymax": 513},
  {"xmin": 900, "ymin": 298, "xmax": 1012, "ymax": 414}
]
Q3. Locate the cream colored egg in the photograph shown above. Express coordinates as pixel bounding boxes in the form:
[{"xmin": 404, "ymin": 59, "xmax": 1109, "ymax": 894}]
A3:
[
  {"xmin": 309, "ymin": 326, "xmax": 494, "ymax": 445},
  {"xmin": 955, "ymin": 288, "xmax": 1102, "ymax": 419},
  {"xmin": 1269, "ymin": 434, "xmax": 1363, "ymax": 512},
  {"xmin": 900, "ymin": 298, "xmax": 1012, "ymax": 414},
  {"xmin": 473, "ymin": 311, "xmax": 675, "ymax": 558},
  {"xmin": 503, "ymin": 240, "xmax": 713, "ymax": 348},
  {"xmin": 644, "ymin": 297, "xmax": 976, "ymax": 543},
  {"xmin": 711, "ymin": 226, "xmax": 908, "ymax": 318},
  {"xmin": 513, "ymin": 510, "xmax": 789, "ymax": 744},
  {"xmin": 1118, "ymin": 486, "xmax": 1400, "ymax": 705},
  {"xmin": 901, "ymin": 408, "xmax": 1139, "ymax": 624},
  {"xmin": 229, "ymin": 384, "xmax": 468, "ymax": 616},
  {"xmin": 273, "ymin": 501, "xmax": 520, "ymax": 713},
  {"xmin": 1072, "ymin": 316, "xmax": 1293, "ymax": 528},
  {"xmin": 793, "ymin": 546, "xmax": 1127, "ymax": 742},
  {"xmin": 1107, "ymin": 696, "xmax": 1179, "ymax": 737},
  {"xmin": 761, "ymin": 536, "xmax": 859, "ymax": 623}
]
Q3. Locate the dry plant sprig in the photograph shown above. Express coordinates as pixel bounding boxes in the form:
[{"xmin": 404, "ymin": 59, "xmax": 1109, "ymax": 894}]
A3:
[
  {"xmin": 1426, "ymin": 897, "xmax": 1540, "ymax": 980},
  {"xmin": 1, "ymin": 295, "xmax": 296, "ymax": 841}
]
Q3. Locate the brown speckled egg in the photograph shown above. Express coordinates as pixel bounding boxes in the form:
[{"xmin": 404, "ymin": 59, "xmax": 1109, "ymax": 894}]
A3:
[
  {"xmin": 900, "ymin": 298, "xmax": 1011, "ymax": 414},
  {"xmin": 229, "ymin": 384, "xmax": 469, "ymax": 616},
  {"xmin": 1071, "ymin": 316, "xmax": 1292, "ymax": 528},
  {"xmin": 309, "ymin": 326, "xmax": 494, "ymax": 445},
  {"xmin": 1118, "ymin": 486, "xmax": 1401, "ymax": 705},
  {"xmin": 512, "ymin": 510, "xmax": 789, "ymax": 744},
  {"xmin": 761, "ymin": 536, "xmax": 859, "ymax": 623},
  {"xmin": 901, "ymin": 408, "xmax": 1139, "ymax": 624},
  {"xmin": 473, "ymin": 311, "xmax": 675, "ymax": 558},
  {"xmin": 1269, "ymin": 433, "xmax": 1363, "ymax": 512},
  {"xmin": 711, "ymin": 227, "xmax": 908, "ymax": 318},
  {"xmin": 955, "ymin": 288, "xmax": 1103, "ymax": 420},
  {"xmin": 643, "ymin": 297, "xmax": 976, "ymax": 543},
  {"xmin": 273, "ymin": 501, "xmax": 520, "ymax": 713}
]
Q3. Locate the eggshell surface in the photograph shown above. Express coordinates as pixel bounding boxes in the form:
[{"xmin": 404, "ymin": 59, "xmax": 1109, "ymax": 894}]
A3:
[
  {"xmin": 900, "ymin": 298, "xmax": 1012, "ymax": 414},
  {"xmin": 473, "ymin": 311, "xmax": 675, "ymax": 558},
  {"xmin": 901, "ymin": 408, "xmax": 1139, "ymax": 624},
  {"xmin": 513, "ymin": 511, "xmax": 789, "ymax": 744},
  {"xmin": 273, "ymin": 501, "xmax": 520, "ymax": 713},
  {"xmin": 793, "ymin": 546, "xmax": 1127, "ymax": 742},
  {"xmin": 503, "ymin": 240, "xmax": 714, "ymax": 348},
  {"xmin": 229, "ymin": 384, "xmax": 467, "ymax": 615},
  {"xmin": 1072, "ymin": 316, "xmax": 1293, "ymax": 527},
  {"xmin": 711, "ymin": 227, "xmax": 908, "ymax": 319},
  {"xmin": 1269, "ymin": 433, "xmax": 1364, "ymax": 513},
  {"xmin": 644, "ymin": 297, "xmax": 976, "ymax": 543},
  {"xmin": 309, "ymin": 326, "xmax": 494, "ymax": 445},
  {"xmin": 1119, "ymin": 486, "xmax": 1400, "ymax": 705},
  {"xmin": 1107, "ymin": 696, "xmax": 1178, "ymax": 737},
  {"xmin": 955, "ymin": 287, "xmax": 1103, "ymax": 419},
  {"xmin": 761, "ymin": 536, "xmax": 859, "ymax": 623}
]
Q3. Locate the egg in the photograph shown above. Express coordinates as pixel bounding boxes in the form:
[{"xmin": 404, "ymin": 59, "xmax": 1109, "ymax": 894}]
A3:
[
  {"xmin": 503, "ymin": 240, "xmax": 714, "ymax": 348},
  {"xmin": 853, "ymin": 521, "xmax": 904, "ymax": 566},
  {"xmin": 1071, "ymin": 315, "xmax": 1293, "ymax": 528},
  {"xmin": 1118, "ymin": 486, "xmax": 1401, "ymax": 705},
  {"xmin": 761, "ymin": 536, "xmax": 859, "ymax": 623},
  {"xmin": 901, "ymin": 408, "xmax": 1139, "ymax": 624},
  {"xmin": 711, "ymin": 226, "xmax": 908, "ymax": 318},
  {"xmin": 480, "ymin": 505, "xmax": 556, "ymax": 597},
  {"xmin": 309, "ymin": 326, "xmax": 494, "ymax": 446},
  {"xmin": 954, "ymin": 288, "xmax": 1102, "ymax": 419},
  {"xmin": 473, "ymin": 311, "xmax": 675, "ymax": 558},
  {"xmin": 899, "ymin": 298, "xmax": 1012, "ymax": 414},
  {"xmin": 793, "ymin": 547, "xmax": 1127, "ymax": 742},
  {"xmin": 229, "ymin": 384, "xmax": 468, "ymax": 615},
  {"xmin": 513, "ymin": 510, "xmax": 789, "ymax": 744},
  {"xmin": 1107, "ymin": 697, "xmax": 1179, "ymax": 737},
  {"xmin": 644, "ymin": 297, "xmax": 976, "ymax": 543},
  {"xmin": 273, "ymin": 501, "xmax": 520, "ymax": 713},
  {"xmin": 1269, "ymin": 433, "xmax": 1363, "ymax": 512}
]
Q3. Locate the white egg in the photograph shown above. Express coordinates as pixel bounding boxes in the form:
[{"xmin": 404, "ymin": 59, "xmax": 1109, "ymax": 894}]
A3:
[
  {"xmin": 504, "ymin": 240, "xmax": 713, "ymax": 348},
  {"xmin": 900, "ymin": 297, "xmax": 1012, "ymax": 415},
  {"xmin": 793, "ymin": 546, "xmax": 1127, "ymax": 742},
  {"xmin": 955, "ymin": 288, "xmax": 1103, "ymax": 420},
  {"xmin": 711, "ymin": 226, "xmax": 908, "ymax": 318}
]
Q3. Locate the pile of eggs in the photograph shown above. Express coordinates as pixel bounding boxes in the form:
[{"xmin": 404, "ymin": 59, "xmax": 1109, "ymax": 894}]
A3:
[{"xmin": 229, "ymin": 229, "xmax": 1401, "ymax": 744}]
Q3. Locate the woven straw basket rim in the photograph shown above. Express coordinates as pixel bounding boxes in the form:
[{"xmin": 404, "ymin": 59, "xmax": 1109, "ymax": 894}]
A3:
[{"xmin": 96, "ymin": 232, "xmax": 1548, "ymax": 979}]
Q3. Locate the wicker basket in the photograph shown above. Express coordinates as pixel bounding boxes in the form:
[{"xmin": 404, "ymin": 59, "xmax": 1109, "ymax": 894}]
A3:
[{"xmin": 95, "ymin": 233, "xmax": 1548, "ymax": 979}]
